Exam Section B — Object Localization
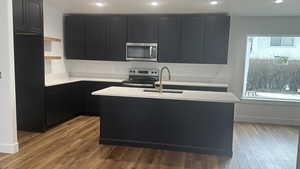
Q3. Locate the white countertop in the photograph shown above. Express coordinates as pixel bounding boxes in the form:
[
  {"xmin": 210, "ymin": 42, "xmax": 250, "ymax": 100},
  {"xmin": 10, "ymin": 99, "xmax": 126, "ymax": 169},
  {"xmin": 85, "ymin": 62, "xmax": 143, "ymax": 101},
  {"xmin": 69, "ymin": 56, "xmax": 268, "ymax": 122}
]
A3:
[
  {"xmin": 92, "ymin": 86, "xmax": 239, "ymax": 103},
  {"xmin": 45, "ymin": 77, "xmax": 124, "ymax": 87}
]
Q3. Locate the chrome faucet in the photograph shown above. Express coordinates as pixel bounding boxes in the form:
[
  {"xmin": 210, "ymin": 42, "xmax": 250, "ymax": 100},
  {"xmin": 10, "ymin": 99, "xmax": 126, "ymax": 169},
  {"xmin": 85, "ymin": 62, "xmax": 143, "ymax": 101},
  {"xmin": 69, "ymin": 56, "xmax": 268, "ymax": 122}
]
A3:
[{"xmin": 158, "ymin": 66, "xmax": 171, "ymax": 93}]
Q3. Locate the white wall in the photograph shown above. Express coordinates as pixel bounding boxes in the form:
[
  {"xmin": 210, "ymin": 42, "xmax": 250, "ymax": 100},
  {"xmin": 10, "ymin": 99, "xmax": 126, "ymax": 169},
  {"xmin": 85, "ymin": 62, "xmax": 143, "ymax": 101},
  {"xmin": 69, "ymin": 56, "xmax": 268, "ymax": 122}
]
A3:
[
  {"xmin": 229, "ymin": 16, "xmax": 300, "ymax": 125},
  {"xmin": 0, "ymin": 0, "xmax": 19, "ymax": 153},
  {"xmin": 44, "ymin": 2, "xmax": 68, "ymax": 81}
]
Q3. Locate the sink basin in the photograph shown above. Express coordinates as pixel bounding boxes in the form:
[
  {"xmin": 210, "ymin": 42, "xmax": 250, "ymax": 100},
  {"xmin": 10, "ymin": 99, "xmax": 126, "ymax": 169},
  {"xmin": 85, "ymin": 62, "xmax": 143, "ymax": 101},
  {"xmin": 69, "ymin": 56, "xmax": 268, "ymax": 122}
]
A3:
[{"xmin": 144, "ymin": 89, "xmax": 183, "ymax": 94}]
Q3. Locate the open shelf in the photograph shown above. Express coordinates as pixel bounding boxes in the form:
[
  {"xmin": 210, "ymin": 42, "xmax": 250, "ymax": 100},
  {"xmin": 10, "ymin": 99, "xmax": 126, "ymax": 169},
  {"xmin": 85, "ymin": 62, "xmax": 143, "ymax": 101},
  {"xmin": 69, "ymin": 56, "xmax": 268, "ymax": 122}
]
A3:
[
  {"xmin": 45, "ymin": 56, "xmax": 61, "ymax": 60},
  {"xmin": 44, "ymin": 36, "xmax": 62, "ymax": 42}
]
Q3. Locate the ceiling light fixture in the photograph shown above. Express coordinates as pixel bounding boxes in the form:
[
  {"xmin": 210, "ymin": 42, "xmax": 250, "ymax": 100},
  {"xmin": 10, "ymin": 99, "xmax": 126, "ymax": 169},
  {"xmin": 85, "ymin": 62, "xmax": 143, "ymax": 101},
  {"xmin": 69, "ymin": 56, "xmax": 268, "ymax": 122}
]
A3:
[
  {"xmin": 210, "ymin": 1, "xmax": 219, "ymax": 5},
  {"xmin": 273, "ymin": 0, "xmax": 284, "ymax": 4},
  {"xmin": 95, "ymin": 2, "xmax": 104, "ymax": 7},
  {"xmin": 151, "ymin": 1, "xmax": 159, "ymax": 6}
]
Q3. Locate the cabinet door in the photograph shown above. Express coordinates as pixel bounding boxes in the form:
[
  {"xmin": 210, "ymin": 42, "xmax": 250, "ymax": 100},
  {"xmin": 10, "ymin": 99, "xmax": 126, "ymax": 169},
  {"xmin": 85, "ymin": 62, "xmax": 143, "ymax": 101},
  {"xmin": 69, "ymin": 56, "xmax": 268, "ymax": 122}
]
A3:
[
  {"xmin": 86, "ymin": 16, "xmax": 107, "ymax": 60},
  {"xmin": 180, "ymin": 15, "xmax": 205, "ymax": 63},
  {"xmin": 14, "ymin": 35, "xmax": 45, "ymax": 131},
  {"xmin": 106, "ymin": 16, "xmax": 127, "ymax": 61},
  {"xmin": 13, "ymin": 0, "xmax": 27, "ymax": 32},
  {"xmin": 127, "ymin": 15, "xmax": 158, "ymax": 43},
  {"xmin": 158, "ymin": 15, "xmax": 181, "ymax": 63},
  {"xmin": 64, "ymin": 15, "xmax": 85, "ymax": 59},
  {"xmin": 204, "ymin": 15, "xmax": 230, "ymax": 64},
  {"xmin": 45, "ymin": 86, "xmax": 63, "ymax": 127},
  {"xmin": 26, "ymin": 0, "xmax": 43, "ymax": 34}
]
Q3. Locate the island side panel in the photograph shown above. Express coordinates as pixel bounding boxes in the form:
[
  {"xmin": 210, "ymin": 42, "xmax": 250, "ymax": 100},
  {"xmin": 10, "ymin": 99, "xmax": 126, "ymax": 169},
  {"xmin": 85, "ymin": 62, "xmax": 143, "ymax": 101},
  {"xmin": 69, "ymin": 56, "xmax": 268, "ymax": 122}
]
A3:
[{"xmin": 99, "ymin": 96, "xmax": 234, "ymax": 157}]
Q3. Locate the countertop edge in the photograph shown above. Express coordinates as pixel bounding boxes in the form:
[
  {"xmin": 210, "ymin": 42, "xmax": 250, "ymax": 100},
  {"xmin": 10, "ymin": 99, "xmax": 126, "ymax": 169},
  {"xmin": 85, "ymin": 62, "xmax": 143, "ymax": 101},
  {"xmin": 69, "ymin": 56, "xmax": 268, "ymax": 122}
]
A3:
[{"xmin": 92, "ymin": 87, "xmax": 240, "ymax": 103}]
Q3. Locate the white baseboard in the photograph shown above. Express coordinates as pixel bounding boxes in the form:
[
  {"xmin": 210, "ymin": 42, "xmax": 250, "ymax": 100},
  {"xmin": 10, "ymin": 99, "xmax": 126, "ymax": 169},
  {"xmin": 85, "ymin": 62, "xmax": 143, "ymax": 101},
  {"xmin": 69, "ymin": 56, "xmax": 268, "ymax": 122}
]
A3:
[
  {"xmin": 0, "ymin": 142, "xmax": 19, "ymax": 154},
  {"xmin": 235, "ymin": 115, "xmax": 300, "ymax": 126}
]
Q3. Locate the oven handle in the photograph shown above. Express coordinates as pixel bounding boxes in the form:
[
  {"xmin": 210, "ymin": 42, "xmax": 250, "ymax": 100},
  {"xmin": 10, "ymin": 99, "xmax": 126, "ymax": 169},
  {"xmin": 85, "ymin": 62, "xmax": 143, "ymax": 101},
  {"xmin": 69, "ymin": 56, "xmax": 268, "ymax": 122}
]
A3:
[{"xmin": 150, "ymin": 46, "xmax": 153, "ymax": 57}]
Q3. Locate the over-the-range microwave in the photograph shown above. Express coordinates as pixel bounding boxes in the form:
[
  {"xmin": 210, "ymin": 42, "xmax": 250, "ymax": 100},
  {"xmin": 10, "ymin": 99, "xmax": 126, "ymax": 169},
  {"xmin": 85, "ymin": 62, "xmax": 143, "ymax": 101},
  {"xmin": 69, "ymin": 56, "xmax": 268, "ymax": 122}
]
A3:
[{"xmin": 126, "ymin": 43, "xmax": 158, "ymax": 62}]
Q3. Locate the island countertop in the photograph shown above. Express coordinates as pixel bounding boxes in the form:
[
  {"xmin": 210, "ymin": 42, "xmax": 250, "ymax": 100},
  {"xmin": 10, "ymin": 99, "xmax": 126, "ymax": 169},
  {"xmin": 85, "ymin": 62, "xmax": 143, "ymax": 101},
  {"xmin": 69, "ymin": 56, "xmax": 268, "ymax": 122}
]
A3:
[{"xmin": 92, "ymin": 86, "xmax": 240, "ymax": 103}]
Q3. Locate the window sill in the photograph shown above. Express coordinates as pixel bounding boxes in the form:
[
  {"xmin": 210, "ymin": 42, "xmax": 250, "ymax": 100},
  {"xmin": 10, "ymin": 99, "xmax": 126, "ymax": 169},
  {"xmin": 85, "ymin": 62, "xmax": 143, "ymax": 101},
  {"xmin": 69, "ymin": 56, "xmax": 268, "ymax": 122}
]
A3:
[{"xmin": 240, "ymin": 97, "xmax": 300, "ymax": 106}]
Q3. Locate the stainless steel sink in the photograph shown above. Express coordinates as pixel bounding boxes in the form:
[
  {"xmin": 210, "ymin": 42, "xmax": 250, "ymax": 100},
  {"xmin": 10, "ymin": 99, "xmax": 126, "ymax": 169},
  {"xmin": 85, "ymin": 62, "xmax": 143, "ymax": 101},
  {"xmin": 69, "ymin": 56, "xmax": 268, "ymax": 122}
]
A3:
[{"xmin": 144, "ymin": 89, "xmax": 183, "ymax": 94}]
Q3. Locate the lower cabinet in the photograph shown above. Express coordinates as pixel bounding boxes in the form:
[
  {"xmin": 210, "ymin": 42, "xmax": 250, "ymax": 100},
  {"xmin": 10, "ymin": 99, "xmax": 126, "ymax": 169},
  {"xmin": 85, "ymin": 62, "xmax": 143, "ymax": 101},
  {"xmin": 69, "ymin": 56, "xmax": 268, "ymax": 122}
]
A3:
[
  {"xmin": 45, "ymin": 81, "xmax": 121, "ymax": 128},
  {"xmin": 45, "ymin": 81, "xmax": 225, "ymax": 129},
  {"xmin": 45, "ymin": 82, "xmax": 84, "ymax": 128}
]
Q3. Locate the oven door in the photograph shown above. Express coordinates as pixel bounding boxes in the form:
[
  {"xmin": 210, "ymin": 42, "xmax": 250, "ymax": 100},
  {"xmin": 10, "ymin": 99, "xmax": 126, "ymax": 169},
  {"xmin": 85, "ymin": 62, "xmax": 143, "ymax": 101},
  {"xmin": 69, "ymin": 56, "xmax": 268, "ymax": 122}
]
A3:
[{"xmin": 126, "ymin": 43, "xmax": 157, "ymax": 62}]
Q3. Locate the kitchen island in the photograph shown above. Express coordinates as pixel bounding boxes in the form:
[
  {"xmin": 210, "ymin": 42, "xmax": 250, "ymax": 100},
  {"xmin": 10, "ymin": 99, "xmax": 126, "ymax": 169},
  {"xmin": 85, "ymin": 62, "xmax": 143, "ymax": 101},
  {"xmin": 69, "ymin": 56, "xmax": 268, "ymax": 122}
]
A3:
[{"xmin": 93, "ymin": 87, "xmax": 239, "ymax": 157}]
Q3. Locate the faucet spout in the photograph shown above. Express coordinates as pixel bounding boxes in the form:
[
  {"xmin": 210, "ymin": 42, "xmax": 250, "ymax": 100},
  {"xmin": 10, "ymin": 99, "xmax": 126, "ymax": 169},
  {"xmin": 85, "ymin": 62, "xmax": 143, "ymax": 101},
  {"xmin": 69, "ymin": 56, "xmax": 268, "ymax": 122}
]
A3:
[{"xmin": 159, "ymin": 66, "xmax": 171, "ymax": 93}]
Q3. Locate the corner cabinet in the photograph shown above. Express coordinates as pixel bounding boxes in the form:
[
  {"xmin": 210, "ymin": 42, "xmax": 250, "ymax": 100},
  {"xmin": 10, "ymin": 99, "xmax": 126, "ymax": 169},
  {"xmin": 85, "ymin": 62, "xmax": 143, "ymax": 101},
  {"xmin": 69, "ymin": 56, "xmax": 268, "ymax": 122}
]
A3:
[
  {"xmin": 64, "ymin": 15, "xmax": 86, "ymax": 59},
  {"xmin": 13, "ymin": 0, "xmax": 43, "ymax": 34}
]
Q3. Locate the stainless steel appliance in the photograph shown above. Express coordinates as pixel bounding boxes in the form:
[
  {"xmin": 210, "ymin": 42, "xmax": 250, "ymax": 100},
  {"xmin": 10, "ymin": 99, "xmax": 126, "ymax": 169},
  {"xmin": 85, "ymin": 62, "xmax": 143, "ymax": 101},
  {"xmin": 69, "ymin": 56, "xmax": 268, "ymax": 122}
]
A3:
[
  {"xmin": 126, "ymin": 43, "xmax": 158, "ymax": 62},
  {"xmin": 122, "ymin": 68, "xmax": 159, "ymax": 87}
]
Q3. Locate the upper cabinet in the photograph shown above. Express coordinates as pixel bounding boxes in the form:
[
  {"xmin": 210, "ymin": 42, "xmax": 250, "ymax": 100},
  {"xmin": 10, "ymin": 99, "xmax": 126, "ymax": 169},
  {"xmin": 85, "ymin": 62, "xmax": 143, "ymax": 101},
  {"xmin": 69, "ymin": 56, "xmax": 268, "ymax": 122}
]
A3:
[
  {"xmin": 180, "ymin": 15, "xmax": 205, "ymax": 63},
  {"xmin": 64, "ymin": 14, "xmax": 230, "ymax": 64},
  {"xmin": 127, "ymin": 15, "xmax": 158, "ymax": 43},
  {"xmin": 106, "ymin": 16, "xmax": 127, "ymax": 61},
  {"xmin": 13, "ymin": 0, "xmax": 43, "ymax": 34},
  {"xmin": 85, "ymin": 16, "xmax": 107, "ymax": 60},
  {"xmin": 64, "ymin": 15, "xmax": 127, "ymax": 61},
  {"xmin": 204, "ymin": 14, "xmax": 230, "ymax": 64},
  {"xmin": 158, "ymin": 14, "xmax": 230, "ymax": 64},
  {"xmin": 158, "ymin": 15, "xmax": 181, "ymax": 63},
  {"xmin": 64, "ymin": 15, "xmax": 86, "ymax": 59}
]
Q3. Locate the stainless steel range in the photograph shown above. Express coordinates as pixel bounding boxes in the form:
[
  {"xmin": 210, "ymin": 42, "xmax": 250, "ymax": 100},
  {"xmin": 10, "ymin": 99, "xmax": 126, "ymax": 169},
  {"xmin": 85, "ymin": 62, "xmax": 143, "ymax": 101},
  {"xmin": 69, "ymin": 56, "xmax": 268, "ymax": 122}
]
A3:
[{"xmin": 122, "ymin": 68, "xmax": 159, "ymax": 88}]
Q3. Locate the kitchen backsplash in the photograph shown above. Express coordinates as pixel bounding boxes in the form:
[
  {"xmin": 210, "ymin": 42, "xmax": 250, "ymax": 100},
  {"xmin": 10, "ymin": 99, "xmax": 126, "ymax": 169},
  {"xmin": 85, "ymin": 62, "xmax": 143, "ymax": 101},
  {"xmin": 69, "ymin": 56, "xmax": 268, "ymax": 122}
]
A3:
[{"xmin": 66, "ymin": 60, "xmax": 232, "ymax": 83}]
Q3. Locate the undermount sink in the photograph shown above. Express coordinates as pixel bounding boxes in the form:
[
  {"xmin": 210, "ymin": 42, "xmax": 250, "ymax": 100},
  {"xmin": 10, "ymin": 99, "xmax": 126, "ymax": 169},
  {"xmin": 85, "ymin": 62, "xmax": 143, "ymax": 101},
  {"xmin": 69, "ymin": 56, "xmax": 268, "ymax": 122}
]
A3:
[{"xmin": 144, "ymin": 89, "xmax": 183, "ymax": 94}]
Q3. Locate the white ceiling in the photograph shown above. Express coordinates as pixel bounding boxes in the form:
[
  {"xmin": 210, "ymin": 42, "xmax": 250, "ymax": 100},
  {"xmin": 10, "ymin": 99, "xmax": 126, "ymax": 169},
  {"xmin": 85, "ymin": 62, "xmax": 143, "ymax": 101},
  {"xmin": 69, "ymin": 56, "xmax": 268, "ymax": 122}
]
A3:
[{"xmin": 46, "ymin": 0, "xmax": 300, "ymax": 16}]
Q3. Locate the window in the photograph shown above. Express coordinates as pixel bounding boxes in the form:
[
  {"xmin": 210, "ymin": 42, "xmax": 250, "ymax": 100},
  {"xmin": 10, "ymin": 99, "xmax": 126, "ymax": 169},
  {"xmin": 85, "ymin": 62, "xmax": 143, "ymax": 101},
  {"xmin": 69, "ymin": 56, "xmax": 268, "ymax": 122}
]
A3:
[
  {"xmin": 270, "ymin": 37, "xmax": 295, "ymax": 47},
  {"xmin": 243, "ymin": 36, "xmax": 300, "ymax": 101}
]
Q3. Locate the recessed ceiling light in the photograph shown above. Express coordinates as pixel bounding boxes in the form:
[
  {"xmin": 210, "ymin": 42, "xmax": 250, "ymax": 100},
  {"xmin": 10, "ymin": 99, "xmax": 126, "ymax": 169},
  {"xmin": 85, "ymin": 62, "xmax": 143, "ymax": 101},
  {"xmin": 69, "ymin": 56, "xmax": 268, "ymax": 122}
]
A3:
[
  {"xmin": 274, "ymin": 0, "xmax": 284, "ymax": 4},
  {"xmin": 95, "ymin": 2, "xmax": 104, "ymax": 7},
  {"xmin": 151, "ymin": 2, "xmax": 159, "ymax": 6},
  {"xmin": 210, "ymin": 1, "xmax": 219, "ymax": 5}
]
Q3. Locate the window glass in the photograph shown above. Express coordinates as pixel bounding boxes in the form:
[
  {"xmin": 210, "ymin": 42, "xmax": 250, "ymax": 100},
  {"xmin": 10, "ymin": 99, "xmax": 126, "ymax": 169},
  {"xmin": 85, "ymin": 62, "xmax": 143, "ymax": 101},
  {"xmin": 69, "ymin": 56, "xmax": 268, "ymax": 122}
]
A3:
[{"xmin": 243, "ymin": 36, "xmax": 300, "ymax": 101}]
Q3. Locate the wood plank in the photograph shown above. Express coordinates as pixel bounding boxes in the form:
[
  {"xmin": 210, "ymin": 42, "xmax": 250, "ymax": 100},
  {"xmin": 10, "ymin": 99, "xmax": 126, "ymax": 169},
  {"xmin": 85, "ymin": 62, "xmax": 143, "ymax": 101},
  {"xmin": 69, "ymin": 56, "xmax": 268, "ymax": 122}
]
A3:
[
  {"xmin": 44, "ymin": 37, "xmax": 62, "ymax": 42},
  {"xmin": 0, "ymin": 116, "xmax": 297, "ymax": 169},
  {"xmin": 45, "ymin": 56, "xmax": 61, "ymax": 60}
]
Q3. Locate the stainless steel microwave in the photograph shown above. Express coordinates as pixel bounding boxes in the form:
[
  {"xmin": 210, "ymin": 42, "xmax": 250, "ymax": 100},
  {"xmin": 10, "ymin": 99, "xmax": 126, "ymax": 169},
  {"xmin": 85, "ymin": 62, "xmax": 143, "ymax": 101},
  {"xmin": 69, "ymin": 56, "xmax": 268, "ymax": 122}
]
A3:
[{"xmin": 126, "ymin": 43, "xmax": 158, "ymax": 62}]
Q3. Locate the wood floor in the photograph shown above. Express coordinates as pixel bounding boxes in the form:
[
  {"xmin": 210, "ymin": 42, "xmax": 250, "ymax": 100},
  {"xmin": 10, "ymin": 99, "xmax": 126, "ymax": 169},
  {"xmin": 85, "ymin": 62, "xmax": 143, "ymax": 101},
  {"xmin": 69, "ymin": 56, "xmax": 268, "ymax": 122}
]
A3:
[{"xmin": 0, "ymin": 116, "xmax": 298, "ymax": 169}]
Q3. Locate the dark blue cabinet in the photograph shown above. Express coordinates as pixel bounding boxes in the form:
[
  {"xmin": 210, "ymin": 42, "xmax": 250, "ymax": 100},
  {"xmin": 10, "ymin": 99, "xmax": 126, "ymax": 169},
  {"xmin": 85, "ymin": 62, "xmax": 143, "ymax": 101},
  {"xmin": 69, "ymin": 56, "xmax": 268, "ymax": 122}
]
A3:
[
  {"xmin": 127, "ymin": 15, "xmax": 158, "ymax": 43},
  {"xmin": 13, "ymin": 0, "xmax": 43, "ymax": 34},
  {"xmin": 65, "ymin": 15, "xmax": 127, "ymax": 61},
  {"xmin": 158, "ymin": 15, "xmax": 181, "ymax": 63},
  {"xmin": 64, "ymin": 15, "xmax": 86, "ymax": 59},
  {"xmin": 64, "ymin": 14, "xmax": 230, "ymax": 64}
]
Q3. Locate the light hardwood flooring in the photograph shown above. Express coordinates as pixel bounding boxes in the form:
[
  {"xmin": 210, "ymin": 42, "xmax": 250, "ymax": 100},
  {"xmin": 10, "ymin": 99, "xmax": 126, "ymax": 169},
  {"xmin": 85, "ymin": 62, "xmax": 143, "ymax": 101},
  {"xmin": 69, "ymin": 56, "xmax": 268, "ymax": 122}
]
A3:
[{"xmin": 0, "ymin": 116, "xmax": 298, "ymax": 169}]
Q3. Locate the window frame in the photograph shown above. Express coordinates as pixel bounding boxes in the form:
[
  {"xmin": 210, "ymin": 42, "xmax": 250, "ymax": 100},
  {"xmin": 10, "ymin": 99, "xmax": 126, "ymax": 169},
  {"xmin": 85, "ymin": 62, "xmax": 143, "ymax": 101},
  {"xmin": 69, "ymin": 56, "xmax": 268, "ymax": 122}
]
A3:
[{"xmin": 242, "ymin": 34, "xmax": 300, "ymax": 102}]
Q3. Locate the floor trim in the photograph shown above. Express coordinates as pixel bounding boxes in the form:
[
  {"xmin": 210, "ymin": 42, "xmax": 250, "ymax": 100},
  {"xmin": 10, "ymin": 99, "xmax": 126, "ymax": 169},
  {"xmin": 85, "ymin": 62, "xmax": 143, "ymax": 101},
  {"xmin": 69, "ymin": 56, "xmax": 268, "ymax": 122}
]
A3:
[{"xmin": 0, "ymin": 142, "xmax": 19, "ymax": 154}]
